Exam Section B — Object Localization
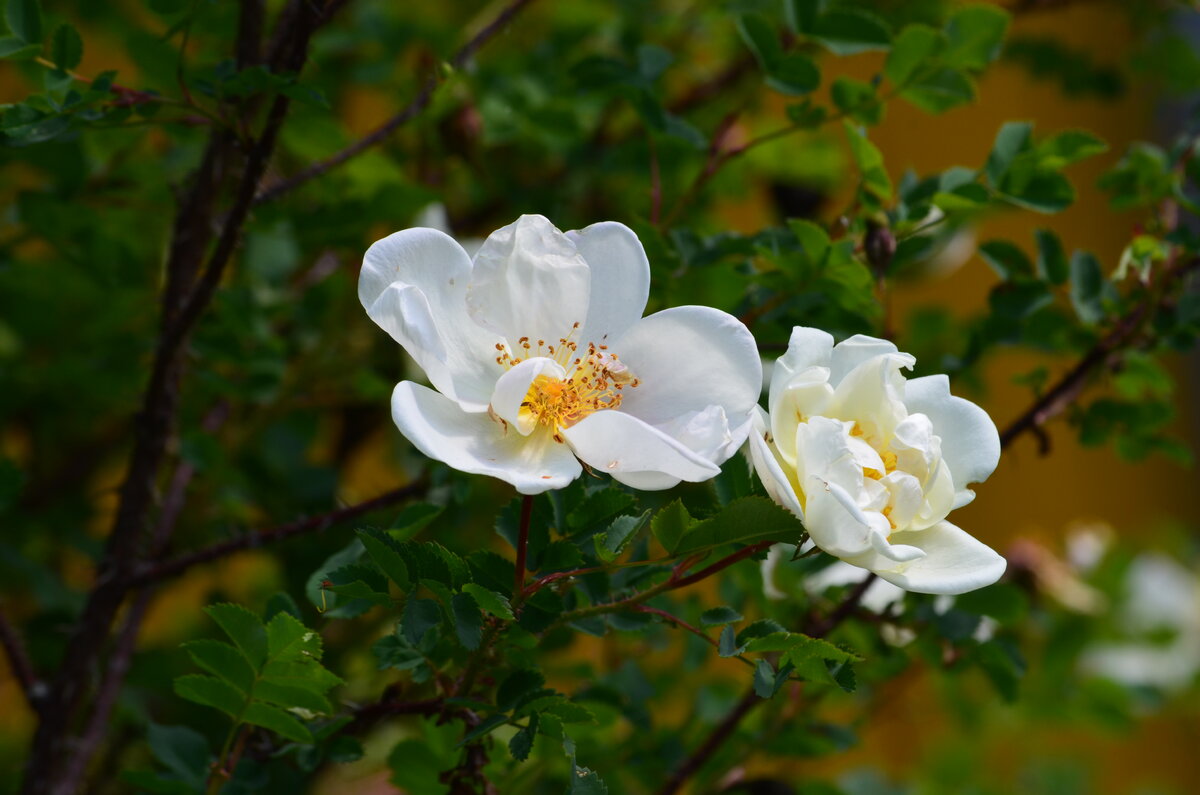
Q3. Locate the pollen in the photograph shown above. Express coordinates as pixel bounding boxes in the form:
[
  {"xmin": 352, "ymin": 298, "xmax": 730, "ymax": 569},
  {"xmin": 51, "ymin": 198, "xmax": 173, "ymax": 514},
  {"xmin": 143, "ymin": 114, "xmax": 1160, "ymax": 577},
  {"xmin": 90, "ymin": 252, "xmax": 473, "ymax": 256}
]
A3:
[{"xmin": 493, "ymin": 323, "xmax": 640, "ymax": 443}]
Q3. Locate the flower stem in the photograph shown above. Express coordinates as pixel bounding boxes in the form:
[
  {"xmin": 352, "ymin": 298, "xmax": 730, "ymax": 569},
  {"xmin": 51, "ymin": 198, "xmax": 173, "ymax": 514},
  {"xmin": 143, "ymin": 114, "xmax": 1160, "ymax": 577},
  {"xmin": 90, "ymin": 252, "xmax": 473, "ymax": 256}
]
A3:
[{"xmin": 514, "ymin": 494, "xmax": 534, "ymax": 597}]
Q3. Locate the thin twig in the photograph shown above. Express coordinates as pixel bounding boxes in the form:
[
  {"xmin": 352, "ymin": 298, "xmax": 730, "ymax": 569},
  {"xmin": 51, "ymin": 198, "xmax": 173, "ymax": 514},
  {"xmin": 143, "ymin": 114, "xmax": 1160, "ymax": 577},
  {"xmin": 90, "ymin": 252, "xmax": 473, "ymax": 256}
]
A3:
[
  {"xmin": 130, "ymin": 482, "xmax": 426, "ymax": 587},
  {"xmin": 656, "ymin": 572, "xmax": 877, "ymax": 795},
  {"xmin": 0, "ymin": 602, "xmax": 39, "ymax": 713},
  {"xmin": 254, "ymin": 0, "xmax": 538, "ymax": 205},
  {"xmin": 998, "ymin": 256, "xmax": 1200, "ymax": 451}
]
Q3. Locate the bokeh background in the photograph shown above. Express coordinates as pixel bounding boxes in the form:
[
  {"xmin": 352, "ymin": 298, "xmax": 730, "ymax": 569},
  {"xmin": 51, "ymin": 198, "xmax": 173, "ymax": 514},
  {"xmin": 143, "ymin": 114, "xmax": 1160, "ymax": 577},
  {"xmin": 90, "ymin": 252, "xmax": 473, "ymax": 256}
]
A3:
[{"xmin": 2, "ymin": 1, "xmax": 1199, "ymax": 793}]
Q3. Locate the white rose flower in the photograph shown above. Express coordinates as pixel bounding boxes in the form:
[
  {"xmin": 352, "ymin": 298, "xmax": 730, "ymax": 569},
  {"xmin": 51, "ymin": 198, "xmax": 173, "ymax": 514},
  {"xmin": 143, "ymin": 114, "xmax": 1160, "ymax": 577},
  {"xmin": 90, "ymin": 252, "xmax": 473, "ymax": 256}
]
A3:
[
  {"xmin": 748, "ymin": 327, "xmax": 1005, "ymax": 595},
  {"xmin": 360, "ymin": 214, "xmax": 761, "ymax": 495}
]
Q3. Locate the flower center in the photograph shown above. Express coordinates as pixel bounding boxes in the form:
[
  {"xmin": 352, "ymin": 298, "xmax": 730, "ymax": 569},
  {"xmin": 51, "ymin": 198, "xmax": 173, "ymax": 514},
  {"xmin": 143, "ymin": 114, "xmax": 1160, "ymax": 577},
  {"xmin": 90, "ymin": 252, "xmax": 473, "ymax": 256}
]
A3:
[{"xmin": 492, "ymin": 323, "xmax": 640, "ymax": 443}]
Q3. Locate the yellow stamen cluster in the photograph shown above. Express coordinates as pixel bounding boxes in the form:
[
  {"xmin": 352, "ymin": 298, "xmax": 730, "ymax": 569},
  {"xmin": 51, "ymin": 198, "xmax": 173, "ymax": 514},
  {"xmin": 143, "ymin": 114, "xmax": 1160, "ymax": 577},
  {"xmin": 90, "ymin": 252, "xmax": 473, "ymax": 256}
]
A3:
[{"xmin": 492, "ymin": 323, "xmax": 640, "ymax": 443}]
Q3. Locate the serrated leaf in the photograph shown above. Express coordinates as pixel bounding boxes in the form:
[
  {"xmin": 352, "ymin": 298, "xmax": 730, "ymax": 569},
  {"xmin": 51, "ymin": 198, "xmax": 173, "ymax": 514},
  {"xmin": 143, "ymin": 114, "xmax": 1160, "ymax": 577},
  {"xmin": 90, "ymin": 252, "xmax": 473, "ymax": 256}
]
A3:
[
  {"xmin": 509, "ymin": 715, "xmax": 538, "ymax": 761},
  {"xmin": 204, "ymin": 603, "xmax": 267, "ymax": 669},
  {"xmin": 700, "ymin": 607, "xmax": 743, "ymax": 626},
  {"xmin": 672, "ymin": 496, "xmax": 806, "ymax": 555},
  {"xmin": 458, "ymin": 713, "xmax": 509, "ymax": 746},
  {"xmin": 174, "ymin": 674, "xmax": 245, "ymax": 718},
  {"xmin": 181, "ymin": 639, "xmax": 255, "ymax": 694},
  {"xmin": 593, "ymin": 510, "xmax": 649, "ymax": 563},
  {"xmin": 357, "ymin": 528, "xmax": 410, "ymax": 591},
  {"xmin": 401, "ymin": 597, "xmax": 443, "ymax": 646},
  {"xmin": 650, "ymin": 499, "xmax": 692, "ymax": 553},
  {"xmin": 744, "ymin": 631, "xmax": 861, "ymax": 666},
  {"xmin": 6, "ymin": 0, "xmax": 41, "ymax": 43},
  {"xmin": 461, "ymin": 583, "xmax": 514, "ymax": 620},
  {"xmin": 497, "ymin": 669, "xmax": 546, "ymax": 711},
  {"xmin": 565, "ymin": 735, "xmax": 608, "ymax": 795},
  {"xmin": 566, "ymin": 488, "xmax": 635, "ymax": 532},
  {"xmin": 754, "ymin": 659, "xmax": 793, "ymax": 698},
  {"xmin": 372, "ymin": 634, "xmax": 426, "ymax": 671},
  {"xmin": 718, "ymin": 625, "xmax": 745, "ymax": 657},
  {"xmin": 452, "ymin": 592, "xmax": 483, "ymax": 650},
  {"xmin": 50, "ymin": 23, "xmax": 81, "ymax": 70},
  {"xmin": 242, "ymin": 702, "xmax": 312, "ymax": 744},
  {"xmin": 266, "ymin": 611, "xmax": 320, "ymax": 663},
  {"xmin": 260, "ymin": 660, "xmax": 343, "ymax": 694},
  {"xmin": 253, "ymin": 680, "xmax": 332, "ymax": 715}
]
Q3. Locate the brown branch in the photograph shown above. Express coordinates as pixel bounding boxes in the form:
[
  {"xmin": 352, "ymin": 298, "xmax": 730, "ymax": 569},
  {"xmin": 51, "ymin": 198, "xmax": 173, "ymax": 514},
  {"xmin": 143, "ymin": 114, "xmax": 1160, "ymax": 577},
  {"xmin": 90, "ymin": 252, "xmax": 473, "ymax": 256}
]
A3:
[
  {"xmin": 253, "ymin": 0, "xmax": 538, "ymax": 205},
  {"xmin": 998, "ymin": 256, "xmax": 1200, "ymax": 451},
  {"xmin": 0, "ymin": 602, "xmax": 39, "ymax": 713},
  {"xmin": 130, "ymin": 482, "xmax": 426, "ymax": 588},
  {"xmin": 20, "ymin": 5, "xmax": 326, "ymax": 792},
  {"xmin": 656, "ymin": 572, "xmax": 877, "ymax": 795}
]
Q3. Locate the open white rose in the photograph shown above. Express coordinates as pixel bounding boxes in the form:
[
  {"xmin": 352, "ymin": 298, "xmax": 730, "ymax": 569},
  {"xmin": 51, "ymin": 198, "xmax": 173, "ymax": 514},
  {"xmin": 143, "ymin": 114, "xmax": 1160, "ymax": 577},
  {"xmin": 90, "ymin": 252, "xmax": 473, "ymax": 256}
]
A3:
[
  {"xmin": 748, "ymin": 327, "xmax": 1005, "ymax": 595},
  {"xmin": 360, "ymin": 214, "xmax": 761, "ymax": 495}
]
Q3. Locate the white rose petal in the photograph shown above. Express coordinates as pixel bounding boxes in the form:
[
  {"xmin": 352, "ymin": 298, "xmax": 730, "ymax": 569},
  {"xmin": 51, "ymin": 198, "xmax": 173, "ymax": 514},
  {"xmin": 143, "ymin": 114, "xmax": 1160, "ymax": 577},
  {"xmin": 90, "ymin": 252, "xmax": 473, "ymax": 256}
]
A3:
[
  {"xmin": 750, "ymin": 327, "xmax": 1005, "ymax": 595},
  {"xmin": 363, "ymin": 216, "xmax": 761, "ymax": 493}
]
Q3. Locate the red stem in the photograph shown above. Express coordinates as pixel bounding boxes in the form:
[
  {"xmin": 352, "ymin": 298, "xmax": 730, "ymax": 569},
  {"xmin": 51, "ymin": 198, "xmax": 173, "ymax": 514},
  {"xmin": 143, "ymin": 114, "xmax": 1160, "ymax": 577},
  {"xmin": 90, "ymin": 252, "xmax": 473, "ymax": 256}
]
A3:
[{"xmin": 514, "ymin": 495, "xmax": 534, "ymax": 596}]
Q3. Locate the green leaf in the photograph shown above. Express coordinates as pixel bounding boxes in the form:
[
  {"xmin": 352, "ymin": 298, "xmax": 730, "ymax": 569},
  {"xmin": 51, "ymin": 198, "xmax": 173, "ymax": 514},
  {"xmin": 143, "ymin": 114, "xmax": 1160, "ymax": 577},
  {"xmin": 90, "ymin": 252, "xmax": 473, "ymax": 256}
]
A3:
[
  {"xmin": 593, "ymin": 510, "xmax": 649, "ymax": 563},
  {"xmin": 461, "ymin": 583, "xmax": 514, "ymax": 621},
  {"xmin": 1001, "ymin": 169, "xmax": 1075, "ymax": 213},
  {"xmin": 784, "ymin": 0, "xmax": 820, "ymax": 34},
  {"xmin": 458, "ymin": 714, "xmax": 509, "ymax": 746},
  {"xmin": 0, "ymin": 34, "xmax": 37, "ymax": 58},
  {"xmin": 699, "ymin": 607, "xmax": 743, "ymax": 626},
  {"xmin": 146, "ymin": 723, "xmax": 209, "ymax": 789},
  {"xmin": 974, "ymin": 640, "xmax": 1025, "ymax": 702},
  {"xmin": 497, "ymin": 669, "xmax": 547, "ymax": 711},
  {"xmin": 718, "ymin": 625, "xmax": 745, "ymax": 657},
  {"xmin": 372, "ymin": 634, "xmax": 426, "ymax": 671},
  {"xmin": 985, "ymin": 121, "xmax": 1033, "ymax": 187},
  {"xmin": 737, "ymin": 14, "xmax": 781, "ymax": 70},
  {"xmin": 181, "ymin": 639, "xmax": 255, "ymax": 694},
  {"xmin": 789, "ymin": 219, "xmax": 830, "ymax": 263},
  {"xmin": 252, "ymin": 680, "xmax": 332, "ymax": 715},
  {"xmin": 744, "ymin": 632, "xmax": 861, "ymax": 666},
  {"xmin": 955, "ymin": 582, "xmax": 1030, "ymax": 624},
  {"xmin": 753, "ymin": 659, "xmax": 794, "ymax": 698},
  {"xmin": 843, "ymin": 122, "xmax": 892, "ymax": 201},
  {"xmin": 1035, "ymin": 228, "xmax": 1068, "ymax": 284},
  {"xmin": 831, "ymin": 76, "xmax": 882, "ymax": 125},
  {"xmin": 173, "ymin": 674, "xmax": 245, "ymax": 718},
  {"xmin": 672, "ymin": 496, "xmax": 806, "ymax": 556},
  {"xmin": 266, "ymin": 611, "xmax": 321, "ymax": 664},
  {"xmin": 943, "ymin": 5, "xmax": 1010, "ymax": 70},
  {"xmin": 357, "ymin": 528, "xmax": 410, "ymax": 591},
  {"xmin": 810, "ymin": 9, "xmax": 891, "ymax": 56},
  {"xmin": 204, "ymin": 603, "xmax": 267, "ymax": 669},
  {"xmin": 1069, "ymin": 250, "xmax": 1105, "ymax": 324},
  {"xmin": 885, "ymin": 24, "xmax": 942, "ymax": 86},
  {"xmin": 566, "ymin": 488, "xmax": 635, "ymax": 532},
  {"xmin": 785, "ymin": 99, "xmax": 827, "ymax": 129},
  {"xmin": 766, "ymin": 54, "xmax": 821, "ymax": 96},
  {"xmin": 242, "ymin": 702, "xmax": 313, "ymax": 744},
  {"xmin": 901, "ymin": 68, "xmax": 975, "ymax": 114},
  {"xmin": 650, "ymin": 499, "xmax": 692, "ymax": 554},
  {"xmin": 401, "ymin": 597, "xmax": 443, "ymax": 646},
  {"xmin": 390, "ymin": 502, "xmax": 445, "ymax": 541},
  {"xmin": 1036, "ymin": 129, "xmax": 1107, "ymax": 168},
  {"xmin": 565, "ymin": 736, "xmax": 608, "ymax": 795},
  {"xmin": 509, "ymin": 715, "xmax": 538, "ymax": 762},
  {"xmin": 49, "ymin": 23, "xmax": 81, "ymax": 70},
  {"xmin": 978, "ymin": 240, "xmax": 1033, "ymax": 280},
  {"xmin": 259, "ymin": 660, "xmax": 343, "ymax": 695},
  {"xmin": 451, "ymin": 592, "xmax": 483, "ymax": 650},
  {"xmin": 6, "ymin": 0, "xmax": 41, "ymax": 43}
]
